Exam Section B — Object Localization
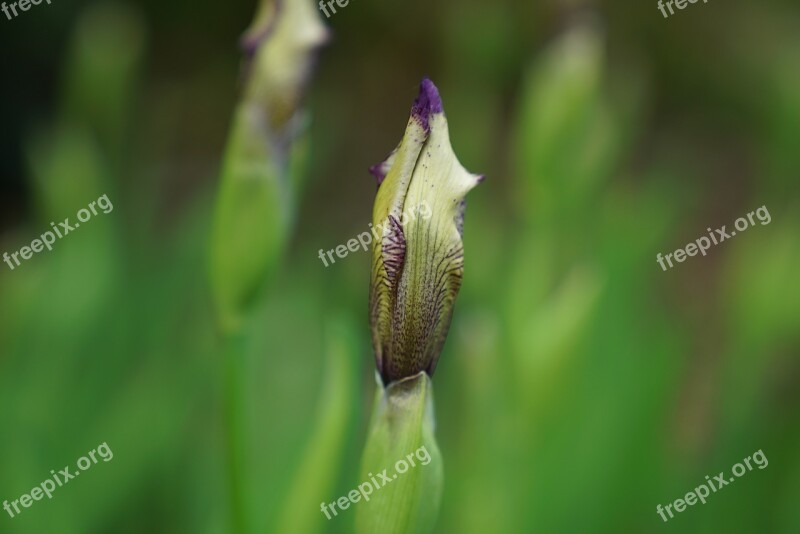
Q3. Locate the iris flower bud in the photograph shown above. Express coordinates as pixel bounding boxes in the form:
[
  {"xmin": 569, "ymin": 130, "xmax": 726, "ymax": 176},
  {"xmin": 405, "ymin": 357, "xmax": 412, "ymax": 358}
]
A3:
[
  {"xmin": 210, "ymin": 0, "xmax": 328, "ymax": 331},
  {"xmin": 369, "ymin": 78, "xmax": 483, "ymax": 384}
]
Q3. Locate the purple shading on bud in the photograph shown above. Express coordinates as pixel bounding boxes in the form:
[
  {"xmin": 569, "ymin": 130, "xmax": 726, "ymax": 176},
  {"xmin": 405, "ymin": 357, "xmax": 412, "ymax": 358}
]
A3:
[
  {"xmin": 369, "ymin": 162, "xmax": 390, "ymax": 185},
  {"xmin": 411, "ymin": 78, "xmax": 443, "ymax": 131},
  {"xmin": 239, "ymin": 0, "xmax": 282, "ymax": 61}
]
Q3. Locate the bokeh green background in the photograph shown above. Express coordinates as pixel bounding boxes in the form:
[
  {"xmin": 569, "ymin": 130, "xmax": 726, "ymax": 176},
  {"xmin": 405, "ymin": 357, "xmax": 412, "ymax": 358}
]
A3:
[{"xmin": 1, "ymin": 0, "xmax": 799, "ymax": 532}]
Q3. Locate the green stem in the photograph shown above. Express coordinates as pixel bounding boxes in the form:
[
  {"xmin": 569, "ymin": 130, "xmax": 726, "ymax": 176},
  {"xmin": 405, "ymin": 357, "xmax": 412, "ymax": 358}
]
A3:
[{"xmin": 223, "ymin": 328, "xmax": 249, "ymax": 534}]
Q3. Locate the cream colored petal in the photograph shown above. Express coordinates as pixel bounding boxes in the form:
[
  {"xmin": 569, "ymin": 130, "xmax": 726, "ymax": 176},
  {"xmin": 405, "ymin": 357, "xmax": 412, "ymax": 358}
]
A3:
[{"xmin": 369, "ymin": 117, "xmax": 429, "ymax": 378}]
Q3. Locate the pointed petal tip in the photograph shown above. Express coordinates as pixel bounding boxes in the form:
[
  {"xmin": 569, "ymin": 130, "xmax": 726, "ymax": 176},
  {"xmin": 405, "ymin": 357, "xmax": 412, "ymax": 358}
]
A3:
[
  {"xmin": 412, "ymin": 78, "xmax": 444, "ymax": 130},
  {"xmin": 369, "ymin": 163, "xmax": 387, "ymax": 185}
]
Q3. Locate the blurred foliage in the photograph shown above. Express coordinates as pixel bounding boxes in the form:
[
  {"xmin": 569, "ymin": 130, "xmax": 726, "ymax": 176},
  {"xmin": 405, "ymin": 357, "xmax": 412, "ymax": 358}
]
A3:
[{"xmin": 1, "ymin": 0, "xmax": 799, "ymax": 533}]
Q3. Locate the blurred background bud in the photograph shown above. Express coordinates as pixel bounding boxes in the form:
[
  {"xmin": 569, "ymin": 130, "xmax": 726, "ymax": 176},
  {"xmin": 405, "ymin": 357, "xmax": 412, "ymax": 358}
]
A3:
[{"xmin": 210, "ymin": 0, "xmax": 328, "ymax": 331}]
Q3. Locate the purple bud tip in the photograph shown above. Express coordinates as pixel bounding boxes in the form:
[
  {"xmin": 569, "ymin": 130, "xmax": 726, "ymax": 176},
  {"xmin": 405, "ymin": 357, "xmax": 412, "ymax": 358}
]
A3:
[
  {"xmin": 411, "ymin": 77, "xmax": 443, "ymax": 131},
  {"xmin": 369, "ymin": 163, "xmax": 388, "ymax": 186}
]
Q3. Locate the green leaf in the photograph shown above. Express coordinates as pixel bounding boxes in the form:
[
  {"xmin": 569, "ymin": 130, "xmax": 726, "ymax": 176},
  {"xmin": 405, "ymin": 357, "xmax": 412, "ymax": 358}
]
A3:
[{"xmin": 275, "ymin": 315, "xmax": 360, "ymax": 534}]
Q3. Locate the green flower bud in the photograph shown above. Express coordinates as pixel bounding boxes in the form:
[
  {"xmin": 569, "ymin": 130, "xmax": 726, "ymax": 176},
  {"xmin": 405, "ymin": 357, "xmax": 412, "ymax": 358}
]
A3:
[
  {"xmin": 210, "ymin": 0, "xmax": 328, "ymax": 332},
  {"xmin": 369, "ymin": 78, "xmax": 483, "ymax": 384},
  {"xmin": 240, "ymin": 0, "xmax": 329, "ymax": 130}
]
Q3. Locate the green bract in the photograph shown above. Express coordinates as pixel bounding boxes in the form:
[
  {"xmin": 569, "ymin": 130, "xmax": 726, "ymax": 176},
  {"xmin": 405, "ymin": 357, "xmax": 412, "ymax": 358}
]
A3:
[
  {"xmin": 356, "ymin": 372, "xmax": 443, "ymax": 534},
  {"xmin": 369, "ymin": 78, "xmax": 483, "ymax": 385}
]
